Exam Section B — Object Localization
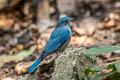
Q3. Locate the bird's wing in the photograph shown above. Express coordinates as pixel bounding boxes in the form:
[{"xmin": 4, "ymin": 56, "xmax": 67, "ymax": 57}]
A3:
[{"xmin": 44, "ymin": 28, "xmax": 70, "ymax": 54}]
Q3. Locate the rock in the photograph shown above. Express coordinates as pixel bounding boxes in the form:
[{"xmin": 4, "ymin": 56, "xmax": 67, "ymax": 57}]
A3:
[
  {"xmin": 23, "ymin": 48, "xmax": 96, "ymax": 80},
  {"xmin": 51, "ymin": 48, "xmax": 96, "ymax": 80}
]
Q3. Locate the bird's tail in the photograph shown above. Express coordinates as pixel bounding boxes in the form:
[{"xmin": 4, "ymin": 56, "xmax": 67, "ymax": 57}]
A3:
[{"xmin": 27, "ymin": 58, "xmax": 42, "ymax": 73}]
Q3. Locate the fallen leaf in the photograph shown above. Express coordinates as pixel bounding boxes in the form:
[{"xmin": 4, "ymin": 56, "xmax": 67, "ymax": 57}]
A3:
[{"xmin": 0, "ymin": 50, "xmax": 34, "ymax": 67}]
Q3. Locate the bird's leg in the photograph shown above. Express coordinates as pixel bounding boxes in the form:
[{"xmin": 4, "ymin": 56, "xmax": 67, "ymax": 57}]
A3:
[{"xmin": 55, "ymin": 53, "xmax": 59, "ymax": 58}]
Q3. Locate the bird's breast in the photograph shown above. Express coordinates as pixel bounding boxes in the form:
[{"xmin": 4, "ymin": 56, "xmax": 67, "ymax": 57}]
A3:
[{"xmin": 66, "ymin": 26, "xmax": 72, "ymax": 37}]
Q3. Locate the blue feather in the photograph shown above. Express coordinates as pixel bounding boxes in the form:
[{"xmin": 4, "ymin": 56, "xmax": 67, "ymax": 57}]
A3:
[
  {"xmin": 44, "ymin": 26, "xmax": 71, "ymax": 53},
  {"xmin": 27, "ymin": 58, "xmax": 42, "ymax": 73}
]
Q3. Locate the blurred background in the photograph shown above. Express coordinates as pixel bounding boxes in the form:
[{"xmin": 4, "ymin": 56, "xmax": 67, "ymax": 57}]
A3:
[{"xmin": 0, "ymin": 0, "xmax": 120, "ymax": 80}]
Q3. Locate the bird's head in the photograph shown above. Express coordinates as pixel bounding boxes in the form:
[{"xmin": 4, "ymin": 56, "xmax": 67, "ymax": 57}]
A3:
[{"xmin": 56, "ymin": 17, "xmax": 73, "ymax": 28}]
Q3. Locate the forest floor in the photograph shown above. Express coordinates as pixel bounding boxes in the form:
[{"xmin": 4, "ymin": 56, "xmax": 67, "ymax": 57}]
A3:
[{"xmin": 1, "ymin": 1, "xmax": 120, "ymax": 80}]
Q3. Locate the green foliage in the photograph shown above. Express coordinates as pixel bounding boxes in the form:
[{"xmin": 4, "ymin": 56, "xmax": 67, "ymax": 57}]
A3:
[
  {"xmin": 16, "ymin": 50, "xmax": 34, "ymax": 57},
  {"xmin": 85, "ymin": 66, "xmax": 104, "ymax": 75},
  {"xmin": 115, "ymin": 59, "xmax": 120, "ymax": 73},
  {"xmin": 92, "ymin": 71, "xmax": 116, "ymax": 80},
  {"xmin": 83, "ymin": 46, "xmax": 120, "ymax": 55},
  {"xmin": 84, "ymin": 46, "xmax": 120, "ymax": 80},
  {"xmin": 85, "ymin": 61, "xmax": 120, "ymax": 80},
  {"xmin": 109, "ymin": 72, "xmax": 120, "ymax": 80}
]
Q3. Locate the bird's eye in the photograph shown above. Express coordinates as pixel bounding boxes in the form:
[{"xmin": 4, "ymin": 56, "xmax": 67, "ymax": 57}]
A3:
[{"xmin": 64, "ymin": 21, "xmax": 68, "ymax": 23}]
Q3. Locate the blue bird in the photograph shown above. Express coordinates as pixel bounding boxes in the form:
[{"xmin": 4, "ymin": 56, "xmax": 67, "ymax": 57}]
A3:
[{"xmin": 27, "ymin": 17, "xmax": 73, "ymax": 73}]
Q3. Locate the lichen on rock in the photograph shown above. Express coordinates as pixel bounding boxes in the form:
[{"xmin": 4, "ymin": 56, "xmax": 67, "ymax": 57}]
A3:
[{"xmin": 51, "ymin": 48, "xmax": 96, "ymax": 80}]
